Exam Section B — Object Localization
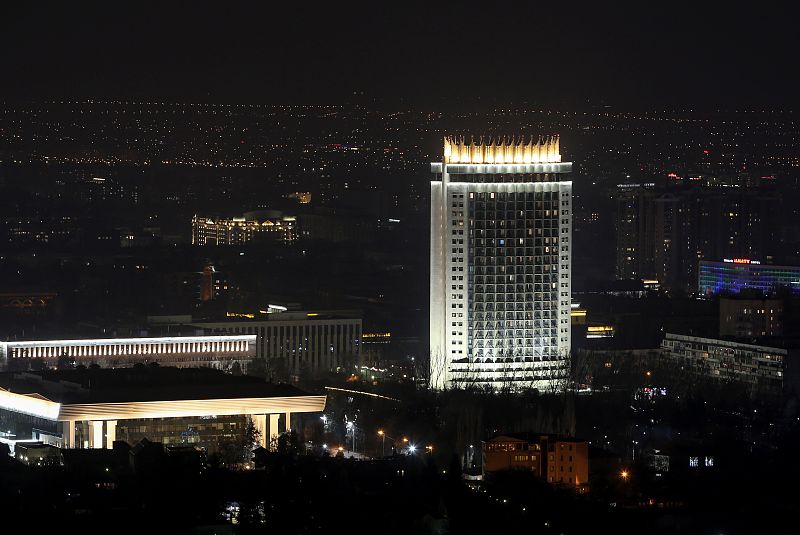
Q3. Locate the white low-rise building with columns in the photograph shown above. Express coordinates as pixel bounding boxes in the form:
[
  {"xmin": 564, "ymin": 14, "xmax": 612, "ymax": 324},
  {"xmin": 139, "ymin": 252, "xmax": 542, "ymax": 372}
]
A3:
[
  {"xmin": 0, "ymin": 367, "xmax": 325, "ymax": 452},
  {"xmin": 0, "ymin": 334, "xmax": 256, "ymax": 372}
]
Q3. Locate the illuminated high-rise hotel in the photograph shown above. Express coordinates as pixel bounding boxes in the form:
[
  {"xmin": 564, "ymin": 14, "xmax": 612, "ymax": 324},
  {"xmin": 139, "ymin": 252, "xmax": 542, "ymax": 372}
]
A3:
[{"xmin": 430, "ymin": 136, "xmax": 572, "ymax": 391}]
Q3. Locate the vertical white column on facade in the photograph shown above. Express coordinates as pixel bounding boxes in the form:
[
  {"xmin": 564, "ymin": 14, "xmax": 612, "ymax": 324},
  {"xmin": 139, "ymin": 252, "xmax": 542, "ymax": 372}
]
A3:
[
  {"xmin": 90, "ymin": 421, "xmax": 103, "ymax": 449},
  {"xmin": 284, "ymin": 411, "xmax": 292, "ymax": 432},
  {"xmin": 253, "ymin": 414, "xmax": 267, "ymax": 449},
  {"xmin": 106, "ymin": 420, "xmax": 117, "ymax": 449},
  {"xmin": 64, "ymin": 421, "xmax": 75, "ymax": 449},
  {"xmin": 269, "ymin": 414, "xmax": 280, "ymax": 450}
]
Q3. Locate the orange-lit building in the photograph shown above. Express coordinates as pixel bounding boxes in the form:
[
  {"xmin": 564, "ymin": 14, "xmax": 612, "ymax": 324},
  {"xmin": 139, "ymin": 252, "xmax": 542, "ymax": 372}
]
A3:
[
  {"xmin": 483, "ymin": 433, "xmax": 589, "ymax": 490},
  {"xmin": 199, "ymin": 264, "xmax": 228, "ymax": 302}
]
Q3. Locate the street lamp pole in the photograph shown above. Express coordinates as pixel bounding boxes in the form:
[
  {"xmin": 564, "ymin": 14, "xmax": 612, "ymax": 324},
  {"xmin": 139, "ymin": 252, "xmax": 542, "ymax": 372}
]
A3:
[{"xmin": 378, "ymin": 430, "xmax": 399, "ymax": 458}]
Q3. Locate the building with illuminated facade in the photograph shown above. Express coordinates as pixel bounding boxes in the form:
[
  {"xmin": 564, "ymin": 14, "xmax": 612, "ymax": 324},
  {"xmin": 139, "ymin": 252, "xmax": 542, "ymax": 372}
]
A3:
[
  {"xmin": 191, "ymin": 310, "xmax": 362, "ymax": 378},
  {"xmin": 0, "ymin": 334, "xmax": 256, "ymax": 372},
  {"xmin": 483, "ymin": 433, "xmax": 589, "ymax": 490},
  {"xmin": 192, "ymin": 210, "xmax": 297, "ymax": 245},
  {"xmin": 0, "ymin": 367, "xmax": 325, "ymax": 452},
  {"xmin": 699, "ymin": 259, "xmax": 800, "ymax": 296},
  {"xmin": 430, "ymin": 136, "xmax": 572, "ymax": 391}
]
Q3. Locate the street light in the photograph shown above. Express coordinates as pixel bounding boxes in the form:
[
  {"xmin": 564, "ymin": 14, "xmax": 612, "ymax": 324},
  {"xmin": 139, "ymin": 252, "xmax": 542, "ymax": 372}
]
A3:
[
  {"xmin": 620, "ymin": 470, "xmax": 629, "ymax": 481},
  {"xmin": 378, "ymin": 430, "xmax": 398, "ymax": 458}
]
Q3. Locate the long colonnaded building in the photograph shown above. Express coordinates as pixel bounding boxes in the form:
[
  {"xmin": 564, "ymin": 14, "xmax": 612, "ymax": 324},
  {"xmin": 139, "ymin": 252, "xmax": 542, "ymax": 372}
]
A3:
[
  {"xmin": 0, "ymin": 335, "xmax": 256, "ymax": 372},
  {"xmin": 192, "ymin": 310, "xmax": 362, "ymax": 378},
  {"xmin": 430, "ymin": 136, "xmax": 572, "ymax": 391},
  {"xmin": 192, "ymin": 210, "xmax": 297, "ymax": 245},
  {"xmin": 0, "ymin": 367, "xmax": 325, "ymax": 452}
]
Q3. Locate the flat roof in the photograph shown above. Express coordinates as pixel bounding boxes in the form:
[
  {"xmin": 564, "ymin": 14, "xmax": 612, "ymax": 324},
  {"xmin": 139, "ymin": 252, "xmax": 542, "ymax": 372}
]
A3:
[
  {"xmin": 1, "ymin": 334, "xmax": 255, "ymax": 348},
  {"xmin": 0, "ymin": 368, "xmax": 326, "ymax": 422},
  {"xmin": 488, "ymin": 432, "xmax": 586, "ymax": 443},
  {"xmin": 663, "ymin": 332, "xmax": 789, "ymax": 353},
  {"xmin": 0, "ymin": 367, "xmax": 306, "ymax": 404}
]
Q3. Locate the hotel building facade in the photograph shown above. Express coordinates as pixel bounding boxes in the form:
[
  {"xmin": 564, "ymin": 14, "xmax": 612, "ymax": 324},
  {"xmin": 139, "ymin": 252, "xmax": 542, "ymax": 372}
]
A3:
[
  {"xmin": 192, "ymin": 210, "xmax": 297, "ymax": 246},
  {"xmin": 430, "ymin": 136, "xmax": 572, "ymax": 391},
  {"xmin": 698, "ymin": 259, "xmax": 800, "ymax": 296}
]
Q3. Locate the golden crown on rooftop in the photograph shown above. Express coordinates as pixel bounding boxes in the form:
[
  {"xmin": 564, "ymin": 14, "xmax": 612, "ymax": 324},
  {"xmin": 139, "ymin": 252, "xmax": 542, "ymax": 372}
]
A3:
[{"xmin": 443, "ymin": 135, "xmax": 561, "ymax": 165}]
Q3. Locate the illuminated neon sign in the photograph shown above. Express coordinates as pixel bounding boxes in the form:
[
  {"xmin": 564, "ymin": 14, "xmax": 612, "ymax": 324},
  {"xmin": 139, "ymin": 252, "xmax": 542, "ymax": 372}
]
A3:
[{"xmin": 723, "ymin": 258, "xmax": 761, "ymax": 265}]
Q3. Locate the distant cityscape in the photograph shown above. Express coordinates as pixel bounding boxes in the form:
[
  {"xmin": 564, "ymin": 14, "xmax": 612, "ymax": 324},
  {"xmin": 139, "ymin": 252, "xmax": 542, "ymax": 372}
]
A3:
[{"xmin": 2, "ymin": 100, "xmax": 800, "ymax": 533}]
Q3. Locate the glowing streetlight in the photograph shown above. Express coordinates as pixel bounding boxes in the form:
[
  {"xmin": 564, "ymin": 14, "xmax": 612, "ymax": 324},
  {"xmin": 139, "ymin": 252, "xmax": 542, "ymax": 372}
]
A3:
[
  {"xmin": 378, "ymin": 429, "xmax": 385, "ymax": 457},
  {"xmin": 620, "ymin": 470, "xmax": 629, "ymax": 481}
]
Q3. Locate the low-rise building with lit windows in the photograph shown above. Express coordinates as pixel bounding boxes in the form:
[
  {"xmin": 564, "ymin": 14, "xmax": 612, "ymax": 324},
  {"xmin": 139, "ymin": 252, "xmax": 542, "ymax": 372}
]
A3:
[
  {"xmin": 660, "ymin": 333, "xmax": 790, "ymax": 396},
  {"xmin": 0, "ymin": 335, "xmax": 256, "ymax": 372},
  {"xmin": 0, "ymin": 367, "xmax": 325, "ymax": 453},
  {"xmin": 362, "ymin": 332, "xmax": 391, "ymax": 367},
  {"xmin": 191, "ymin": 310, "xmax": 362, "ymax": 378},
  {"xmin": 719, "ymin": 297, "xmax": 783, "ymax": 338},
  {"xmin": 192, "ymin": 210, "xmax": 297, "ymax": 245},
  {"xmin": 483, "ymin": 433, "xmax": 589, "ymax": 490}
]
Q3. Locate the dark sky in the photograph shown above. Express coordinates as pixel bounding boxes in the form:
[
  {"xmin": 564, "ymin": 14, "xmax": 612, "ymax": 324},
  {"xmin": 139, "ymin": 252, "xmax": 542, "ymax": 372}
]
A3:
[{"xmin": 1, "ymin": 3, "xmax": 797, "ymax": 109}]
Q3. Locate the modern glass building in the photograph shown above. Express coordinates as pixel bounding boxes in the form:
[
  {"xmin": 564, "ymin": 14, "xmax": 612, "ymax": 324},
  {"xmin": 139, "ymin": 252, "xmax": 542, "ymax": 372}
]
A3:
[
  {"xmin": 698, "ymin": 259, "xmax": 800, "ymax": 296},
  {"xmin": 430, "ymin": 136, "xmax": 572, "ymax": 391}
]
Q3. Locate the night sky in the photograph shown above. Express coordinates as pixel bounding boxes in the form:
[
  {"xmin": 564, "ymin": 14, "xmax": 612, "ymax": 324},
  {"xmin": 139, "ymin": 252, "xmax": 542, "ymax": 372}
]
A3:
[{"xmin": 1, "ymin": 4, "xmax": 797, "ymax": 108}]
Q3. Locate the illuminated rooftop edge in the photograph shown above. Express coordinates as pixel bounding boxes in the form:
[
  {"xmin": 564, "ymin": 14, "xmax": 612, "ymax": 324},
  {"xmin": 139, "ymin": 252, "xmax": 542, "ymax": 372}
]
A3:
[
  {"xmin": 0, "ymin": 388, "xmax": 326, "ymax": 422},
  {"xmin": 444, "ymin": 135, "xmax": 561, "ymax": 164},
  {"xmin": 2, "ymin": 335, "xmax": 257, "ymax": 348},
  {"xmin": 57, "ymin": 395, "xmax": 327, "ymax": 422},
  {"xmin": 431, "ymin": 162, "xmax": 572, "ymax": 175}
]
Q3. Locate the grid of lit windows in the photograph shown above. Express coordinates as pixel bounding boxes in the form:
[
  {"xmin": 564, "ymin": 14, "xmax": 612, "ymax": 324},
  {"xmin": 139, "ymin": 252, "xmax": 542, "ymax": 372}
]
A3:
[
  {"xmin": 468, "ymin": 189, "xmax": 561, "ymax": 361},
  {"xmin": 430, "ymin": 139, "xmax": 573, "ymax": 391}
]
